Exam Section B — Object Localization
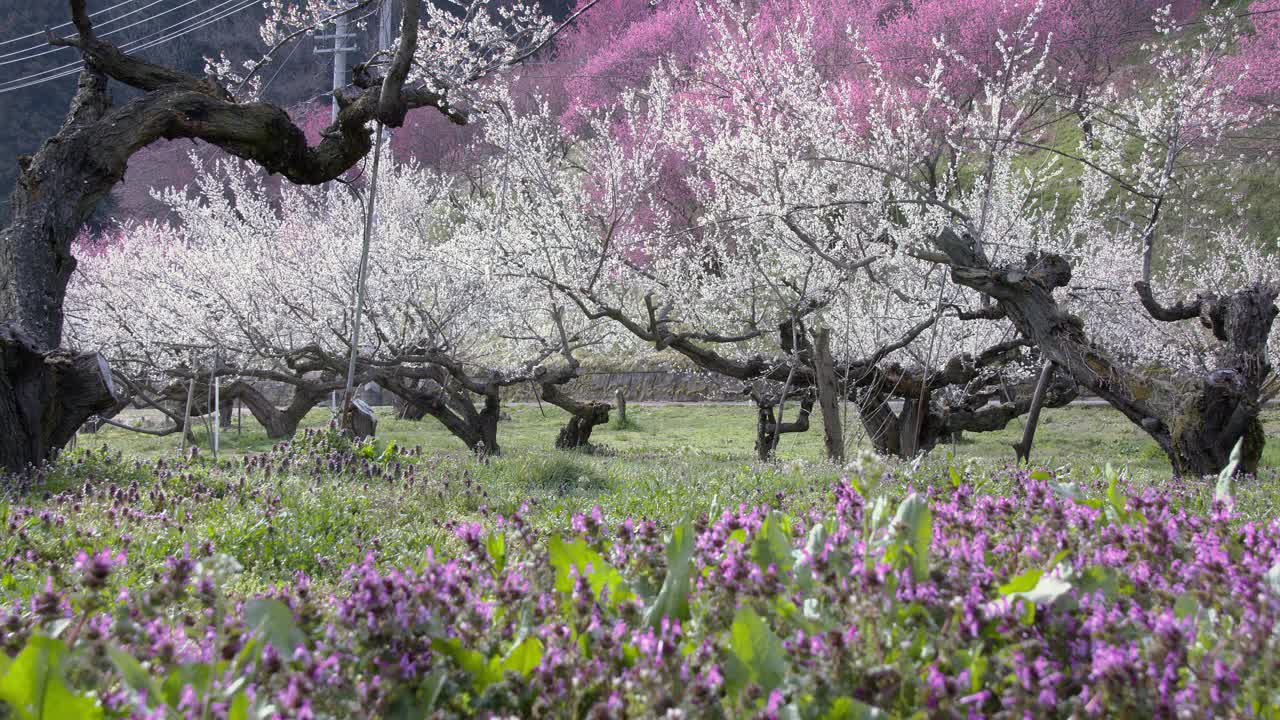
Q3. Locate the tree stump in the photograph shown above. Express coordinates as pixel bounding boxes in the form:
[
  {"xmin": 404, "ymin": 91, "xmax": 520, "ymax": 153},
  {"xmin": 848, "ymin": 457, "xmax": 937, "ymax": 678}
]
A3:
[
  {"xmin": 219, "ymin": 399, "xmax": 234, "ymax": 429},
  {"xmin": 812, "ymin": 329, "xmax": 844, "ymax": 464},
  {"xmin": 347, "ymin": 399, "xmax": 378, "ymax": 440},
  {"xmin": 0, "ymin": 323, "xmax": 118, "ymax": 472}
]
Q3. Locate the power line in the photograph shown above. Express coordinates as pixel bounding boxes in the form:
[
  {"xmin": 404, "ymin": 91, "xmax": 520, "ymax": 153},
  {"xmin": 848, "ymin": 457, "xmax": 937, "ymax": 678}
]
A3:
[
  {"xmin": 0, "ymin": 0, "xmax": 206, "ymax": 65},
  {"xmin": 0, "ymin": 0, "xmax": 260, "ymax": 95},
  {"xmin": 0, "ymin": 0, "xmax": 252, "ymax": 92},
  {"xmin": 12, "ymin": 0, "xmax": 255, "ymax": 82},
  {"xmin": 0, "ymin": 0, "xmax": 161, "ymax": 46},
  {"xmin": 259, "ymin": 29, "xmax": 304, "ymax": 97}
]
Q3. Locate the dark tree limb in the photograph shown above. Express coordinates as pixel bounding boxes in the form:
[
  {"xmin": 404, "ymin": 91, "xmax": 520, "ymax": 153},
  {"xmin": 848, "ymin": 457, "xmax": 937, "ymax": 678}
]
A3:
[
  {"xmin": 1133, "ymin": 281, "xmax": 1204, "ymax": 322},
  {"xmin": 540, "ymin": 383, "xmax": 610, "ymax": 450},
  {"xmin": 812, "ymin": 328, "xmax": 845, "ymax": 464},
  {"xmin": 0, "ymin": 0, "xmax": 495, "ymax": 472}
]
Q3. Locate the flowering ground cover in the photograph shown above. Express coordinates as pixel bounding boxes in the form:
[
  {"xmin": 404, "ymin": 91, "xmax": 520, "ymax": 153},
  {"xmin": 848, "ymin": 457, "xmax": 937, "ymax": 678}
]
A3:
[{"xmin": 1, "ymin": 428, "xmax": 1279, "ymax": 718}]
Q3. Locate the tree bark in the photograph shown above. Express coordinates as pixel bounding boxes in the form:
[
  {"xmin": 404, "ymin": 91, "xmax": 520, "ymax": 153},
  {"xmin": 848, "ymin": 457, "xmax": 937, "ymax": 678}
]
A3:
[
  {"xmin": 219, "ymin": 399, "xmax": 234, "ymax": 429},
  {"xmin": 753, "ymin": 391, "xmax": 814, "ymax": 461},
  {"xmin": 378, "ymin": 370, "xmax": 502, "ymax": 457},
  {"xmin": 933, "ymin": 228, "xmax": 1276, "ymax": 476},
  {"xmin": 387, "ymin": 377, "xmax": 432, "ymax": 420},
  {"xmin": 80, "ymin": 393, "xmax": 130, "ymax": 434},
  {"xmin": 223, "ymin": 380, "xmax": 326, "ymax": 440}
]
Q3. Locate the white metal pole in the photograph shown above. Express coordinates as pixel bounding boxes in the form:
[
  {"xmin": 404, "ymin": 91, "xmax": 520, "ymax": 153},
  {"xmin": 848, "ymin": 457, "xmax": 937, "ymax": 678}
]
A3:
[
  {"xmin": 213, "ymin": 375, "xmax": 220, "ymax": 459},
  {"xmin": 341, "ymin": 0, "xmax": 394, "ymax": 423}
]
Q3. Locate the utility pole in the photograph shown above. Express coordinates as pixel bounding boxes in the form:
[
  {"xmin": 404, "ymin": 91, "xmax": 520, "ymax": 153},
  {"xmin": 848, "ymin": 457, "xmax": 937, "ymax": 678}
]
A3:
[
  {"xmin": 379, "ymin": 0, "xmax": 394, "ymax": 51},
  {"xmin": 314, "ymin": 3, "xmax": 360, "ymax": 122}
]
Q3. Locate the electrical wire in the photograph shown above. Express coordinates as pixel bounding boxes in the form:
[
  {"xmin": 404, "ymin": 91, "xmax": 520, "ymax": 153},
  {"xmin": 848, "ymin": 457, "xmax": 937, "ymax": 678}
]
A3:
[
  {"xmin": 1, "ymin": 0, "xmax": 252, "ymax": 86},
  {"xmin": 0, "ymin": 0, "xmax": 193, "ymax": 62},
  {"xmin": 0, "ymin": 0, "xmax": 160, "ymax": 46},
  {"xmin": 0, "ymin": 0, "xmax": 260, "ymax": 94}
]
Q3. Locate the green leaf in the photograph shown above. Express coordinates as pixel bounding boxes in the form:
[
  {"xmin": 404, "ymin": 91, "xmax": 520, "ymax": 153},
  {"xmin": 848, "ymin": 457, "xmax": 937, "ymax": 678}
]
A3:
[
  {"xmin": 548, "ymin": 536, "xmax": 634, "ymax": 607},
  {"xmin": 243, "ymin": 598, "xmax": 305, "ymax": 657},
  {"xmin": 485, "ymin": 533, "xmax": 507, "ymax": 577},
  {"xmin": 1216, "ymin": 437, "xmax": 1244, "ymax": 504},
  {"xmin": 723, "ymin": 607, "xmax": 787, "ymax": 697},
  {"xmin": 1106, "ymin": 473, "xmax": 1125, "ymax": 518},
  {"xmin": 430, "ymin": 638, "xmax": 502, "ymax": 692},
  {"xmin": 998, "ymin": 568, "xmax": 1044, "ymax": 596},
  {"xmin": 108, "ymin": 647, "xmax": 161, "ymax": 704},
  {"xmin": 751, "ymin": 512, "xmax": 794, "ymax": 572},
  {"xmin": 0, "ymin": 635, "xmax": 102, "ymax": 720},
  {"xmin": 421, "ymin": 668, "xmax": 447, "ymax": 713},
  {"xmin": 644, "ymin": 520, "xmax": 697, "ymax": 627},
  {"xmin": 385, "ymin": 693, "xmax": 427, "ymax": 720},
  {"xmin": 1076, "ymin": 566, "xmax": 1126, "ymax": 598},
  {"xmin": 795, "ymin": 522, "xmax": 829, "ymax": 591},
  {"xmin": 1029, "ymin": 470, "xmax": 1053, "ymax": 481},
  {"xmin": 501, "ymin": 636, "xmax": 544, "ymax": 676},
  {"xmin": 867, "ymin": 496, "xmax": 891, "ymax": 533},
  {"xmin": 1008, "ymin": 574, "xmax": 1073, "ymax": 606},
  {"xmin": 1173, "ymin": 593, "xmax": 1200, "ymax": 620},
  {"xmin": 161, "ymin": 663, "xmax": 215, "ymax": 708},
  {"xmin": 891, "ymin": 493, "xmax": 933, "ymax": 583},
  {"xmin": 948, "ymin": 466, "xmax": 963, "ymax": 488},
  {"xmin": 227, "ymin": 691, "xmax": 250, "ymax": 720},
  {"xmin": 824, "ymin": 696, "xmax": 890, "ymax": 719}
]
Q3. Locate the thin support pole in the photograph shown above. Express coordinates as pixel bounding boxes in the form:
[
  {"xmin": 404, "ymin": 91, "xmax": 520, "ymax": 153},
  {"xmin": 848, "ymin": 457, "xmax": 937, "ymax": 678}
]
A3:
[
  {"xmin": 342, "ymin": 122, "xmax": 384, "ymax": 425},
  {"xmin": 1012, "ymin": 360, "xmax": 1055, "ymax": 464},
  {"xmin": 213, "ymin": 375, "xmax": 220, "ymax": 459},
  {"xmin": 180, "ymin": 376, "xmax": 196, "ymax": 454}
]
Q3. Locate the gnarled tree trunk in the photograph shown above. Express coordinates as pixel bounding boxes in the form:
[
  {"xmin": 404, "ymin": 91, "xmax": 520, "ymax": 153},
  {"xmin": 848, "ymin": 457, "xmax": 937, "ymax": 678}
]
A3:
[
  {"xmin": 0, "ymin": 324, "xmax": 117, "ymax": 470},
  {"xmin": 223, "ymin": 381, "xmax": 327, "ymax": 440},
  {"xmin": 753, "ymin": 390, "xmax": 815, "ymax": 461},
  {"xmin": 933, "ymin": 228, "xmax": 1276, "ymax": 476},
  {"xmin": 855, "ymin": 356, "xmax": 1077, "ymax": 460},
  {"xmin": 540, "ymin": 383, "xmax": 610, "ymax": 450},
  {"xmin": 379, "ymin": 369, "xmax": 502, "ymax": 457}
]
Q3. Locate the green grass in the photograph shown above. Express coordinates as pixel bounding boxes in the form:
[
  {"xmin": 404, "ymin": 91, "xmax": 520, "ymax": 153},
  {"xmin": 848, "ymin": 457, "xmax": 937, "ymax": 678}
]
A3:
[
  {"xmin": 72, "ymin": 401, "xmax": 1280, "ymax": 538},
  {"xmin": 87, "ymin": 401, "xmax": 1280, "ymax": 474},
  {"xmin": 7, "ymin": 400, "xmax": 1278, "ymax": 603}
]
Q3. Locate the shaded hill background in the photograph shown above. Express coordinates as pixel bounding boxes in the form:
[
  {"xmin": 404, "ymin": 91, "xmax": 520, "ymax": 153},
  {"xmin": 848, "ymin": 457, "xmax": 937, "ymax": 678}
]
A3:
[{"xmin": 0, "ymin": 0, "xmax": 573, "ymax": 226}]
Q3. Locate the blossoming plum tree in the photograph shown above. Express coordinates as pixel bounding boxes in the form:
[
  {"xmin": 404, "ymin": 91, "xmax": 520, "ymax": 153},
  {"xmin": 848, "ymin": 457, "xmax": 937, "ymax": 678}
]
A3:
[
  {"xmin": 468, "ymin": 67, "xmax": 1075, "ymax": 461},
  {"xmin": 759, "ymin": 3, "xmax": 1280, "ymax": 474},
  {"xmin": 0, "ymin": 0, "xmax": 591, "ymax": 472},
  {"xmin": 68, "ymin": 148, "xmax": 612, "ymax": 453}
]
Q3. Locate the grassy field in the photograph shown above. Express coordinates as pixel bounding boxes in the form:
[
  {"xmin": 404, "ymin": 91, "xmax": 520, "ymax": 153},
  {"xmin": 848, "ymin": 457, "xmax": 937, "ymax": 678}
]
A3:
[
  {"xmin": 68, "ymin": 401, "xmax": 1280, "ymax": 551},
  {"xmin": 90, "ymin": 400, "xmax": 1280, "ymax": 475}
]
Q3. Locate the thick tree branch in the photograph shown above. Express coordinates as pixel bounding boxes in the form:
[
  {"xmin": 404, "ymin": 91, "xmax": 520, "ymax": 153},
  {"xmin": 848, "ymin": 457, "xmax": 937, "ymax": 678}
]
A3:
[{"xmin": 1133, "ymin": 280, "xmax": 1204, "ymax": 322}]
